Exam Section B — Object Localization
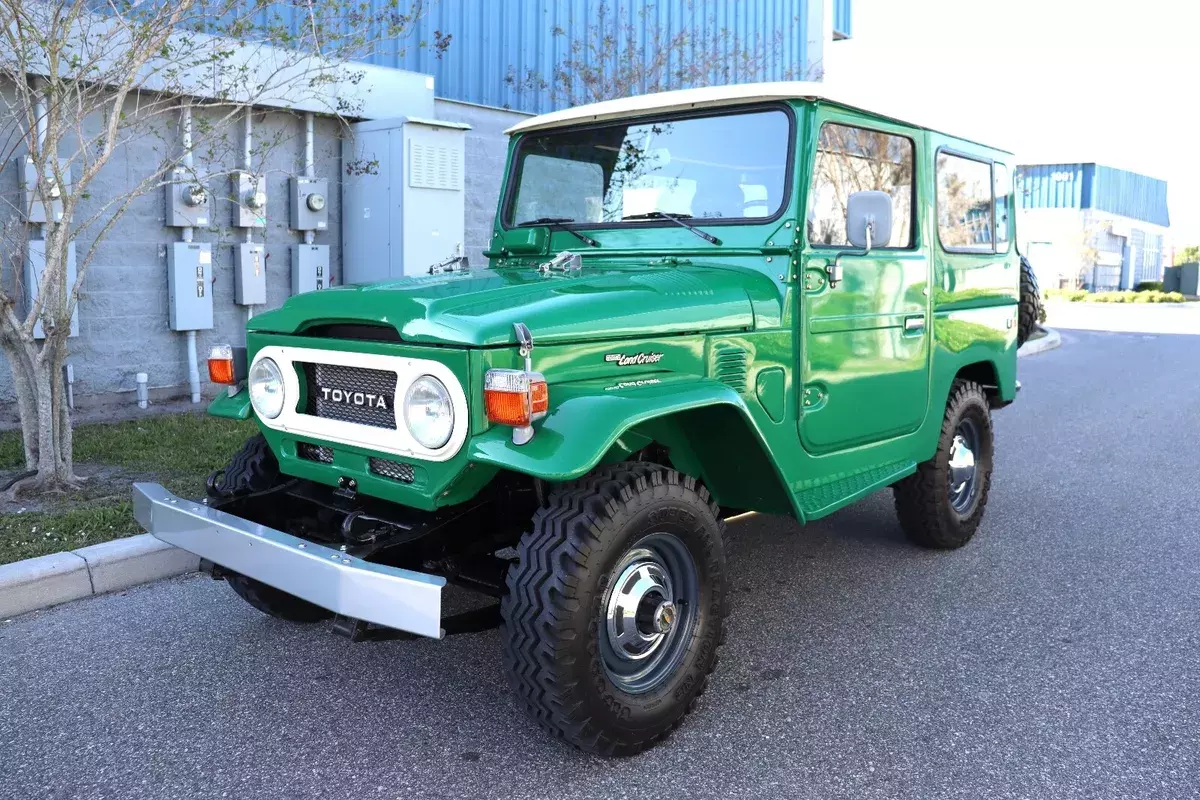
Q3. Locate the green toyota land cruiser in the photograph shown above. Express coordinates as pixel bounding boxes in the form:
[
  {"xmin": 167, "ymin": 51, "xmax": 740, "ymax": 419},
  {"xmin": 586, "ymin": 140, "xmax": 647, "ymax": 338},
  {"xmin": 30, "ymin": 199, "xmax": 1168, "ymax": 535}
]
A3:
[{"xmin": 134, "ymin": 82, "xmax": 1041, "ymax": 756}]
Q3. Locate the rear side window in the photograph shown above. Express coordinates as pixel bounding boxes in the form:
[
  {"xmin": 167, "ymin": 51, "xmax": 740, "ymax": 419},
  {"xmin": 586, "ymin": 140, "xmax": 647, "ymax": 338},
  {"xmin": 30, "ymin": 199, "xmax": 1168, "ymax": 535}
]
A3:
[
  {"xmin": 808, "ymin": 123, "xmax": 914, "ymax": 248},
  {"xmin": 937, "ymin": 152, "xmax": 995, "ymax": 252}
]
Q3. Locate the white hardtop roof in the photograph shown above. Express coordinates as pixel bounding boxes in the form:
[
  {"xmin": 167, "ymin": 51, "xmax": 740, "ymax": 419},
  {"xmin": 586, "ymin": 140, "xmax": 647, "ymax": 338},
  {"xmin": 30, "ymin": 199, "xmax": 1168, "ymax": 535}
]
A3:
[{"xmin": 504, "ymin": 81, "xmax": 1012, "ymax": 154}]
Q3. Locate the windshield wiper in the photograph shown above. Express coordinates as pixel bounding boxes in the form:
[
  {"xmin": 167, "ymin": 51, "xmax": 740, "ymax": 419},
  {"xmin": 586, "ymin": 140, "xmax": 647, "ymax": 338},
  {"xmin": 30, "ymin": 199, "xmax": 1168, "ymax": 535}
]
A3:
[
  {"xmin": 620, "ymin": 212, "xmax": 722, "ymax": 246},
  {"xmin": 515, "ymin": 217, "xmax": 600, "ymax": 248}
]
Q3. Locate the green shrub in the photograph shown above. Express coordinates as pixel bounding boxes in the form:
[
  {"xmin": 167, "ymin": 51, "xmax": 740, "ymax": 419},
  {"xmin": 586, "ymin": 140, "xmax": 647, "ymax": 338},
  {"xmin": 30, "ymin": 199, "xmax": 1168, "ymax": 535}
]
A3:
[
  {"xmin": 1044, "ymin": 289, "xmax": 1187, "ymax": 304},
  {"xmin": 1135, "ymin": 280, "xmax": 1163, "ymax": 292},
  {"xmin": 1043, "ymin": 288, "xmax": 1088, "ymax": 302}
]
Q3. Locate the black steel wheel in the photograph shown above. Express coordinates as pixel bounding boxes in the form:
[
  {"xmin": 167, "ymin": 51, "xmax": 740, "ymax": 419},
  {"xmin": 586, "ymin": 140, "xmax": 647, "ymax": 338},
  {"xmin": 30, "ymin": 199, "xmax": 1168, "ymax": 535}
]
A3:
[
  {"xmin": 501, "ymin": 463, "xmax": 727, "ymax": 757},
  {"xmin": 893, "ymin": 379, "xmax": 994, "ymax": 549}
]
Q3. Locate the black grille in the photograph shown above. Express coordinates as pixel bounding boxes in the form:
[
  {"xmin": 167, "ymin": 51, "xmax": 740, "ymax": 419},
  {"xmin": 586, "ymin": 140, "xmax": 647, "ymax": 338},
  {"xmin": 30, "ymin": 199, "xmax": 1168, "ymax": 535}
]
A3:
[
  {"xmin": 369, "ymin": 457, "xmax": 416, "ymax": 484},
  {"xmin": 297, "ymin": 442, "xmax": 334, "ymax": 463},
  {"xmin": 302, "ymin": 363, "xmax": 397, "ymax": 429}
]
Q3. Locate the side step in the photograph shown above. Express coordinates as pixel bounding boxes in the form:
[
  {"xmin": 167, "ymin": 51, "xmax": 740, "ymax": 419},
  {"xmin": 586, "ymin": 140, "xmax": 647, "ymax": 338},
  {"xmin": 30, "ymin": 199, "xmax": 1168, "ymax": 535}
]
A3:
[
  {"xmin": 331, "ymin": 604, "xmax": 502, "ymax": 642},
  {"xmin": 794, "ymin": 460, "xmax": 916, "ymax": 522}
]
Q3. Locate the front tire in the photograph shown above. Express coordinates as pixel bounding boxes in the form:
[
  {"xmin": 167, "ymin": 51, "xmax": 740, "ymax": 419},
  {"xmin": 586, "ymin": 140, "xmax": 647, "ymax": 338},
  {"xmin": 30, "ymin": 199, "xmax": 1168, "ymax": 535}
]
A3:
[
  {"xmin": 210, "ymin": 435, "xmax": 331, "ymax": 623},
  {"xmin": 893, "ymin": 380, "xmax": 994, "ymax": 549},
  {"xmin": 226, "ymin": 573, "xmax": 333, "ymax": 623},
  {"xmin": 501, "ymin": 463, "xmax": 727, "ymax": 757}
]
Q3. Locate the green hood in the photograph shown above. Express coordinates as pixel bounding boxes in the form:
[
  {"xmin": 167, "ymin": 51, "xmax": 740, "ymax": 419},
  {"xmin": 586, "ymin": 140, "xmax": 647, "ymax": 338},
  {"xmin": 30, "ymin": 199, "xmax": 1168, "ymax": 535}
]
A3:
[{"xmin": 249, "ymin": 263, "xmax": 766, "ymax": 346}]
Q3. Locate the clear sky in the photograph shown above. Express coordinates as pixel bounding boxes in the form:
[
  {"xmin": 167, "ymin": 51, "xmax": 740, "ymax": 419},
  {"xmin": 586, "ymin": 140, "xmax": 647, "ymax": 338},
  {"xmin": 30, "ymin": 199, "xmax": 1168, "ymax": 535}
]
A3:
[{"xmin": 826, "ymin": 0, "xmax": 1200, "ymax": 248}]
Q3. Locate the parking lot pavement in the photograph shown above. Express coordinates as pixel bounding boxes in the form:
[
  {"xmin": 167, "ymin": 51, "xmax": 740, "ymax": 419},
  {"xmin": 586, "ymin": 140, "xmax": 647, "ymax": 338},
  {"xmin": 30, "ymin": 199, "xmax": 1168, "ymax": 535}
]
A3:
[
  {"xmin": 2, "ymin": 329, "xmax": 1199, "ymax": 800},
  {"xmin": 1046, "ymin": 300, "xmax": 1200, "ymax": 335}
]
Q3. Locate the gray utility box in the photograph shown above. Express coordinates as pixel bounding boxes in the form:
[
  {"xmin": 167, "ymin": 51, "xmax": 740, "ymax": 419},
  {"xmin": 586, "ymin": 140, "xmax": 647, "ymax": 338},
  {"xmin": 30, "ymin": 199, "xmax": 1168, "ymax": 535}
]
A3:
[
  {"xmin": 342, "ymin": 116, "xmax": 469, "ymax": 283},
  {"xmin": 292, "ymin": 244, "xmax": 329, "ymax": 294},
  {"xmin": 166, "ymin": 170, "xmax": 211, "ymax": 228},
  {"xmin": 25, "ymin": 239, "xmax": 79, "ymax": 338},
  {"xmin": 16, "ymin": 157, "xmax": 70, "ymax": 224},
  {"xmin": 1178, "ymin": 263, "xmax": 1200, "ymax": 296},
  {"xmin": 290, "ymin": 177, "xmax": 329, "ymax": 231},
  {"xmin": 232, "ymin": 171, "xmax": 267, "ymax": 229},
  {"xmin": 167, "ymin": 242, "xmax": 214, "ymax": 330},
  {"xmin": 234, "ymin": 243, "xmax": 267, "ymax": 305},
  {"xmin": 1163, "ymin": 265, "xmax": 1181, "ymax": 293}
]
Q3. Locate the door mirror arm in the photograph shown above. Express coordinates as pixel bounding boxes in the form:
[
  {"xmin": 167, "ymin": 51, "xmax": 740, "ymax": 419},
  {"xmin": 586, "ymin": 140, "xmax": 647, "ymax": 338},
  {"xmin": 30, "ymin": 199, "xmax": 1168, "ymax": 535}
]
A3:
[{"xmin": 827, "ymin": 223, "xmax": 873, "ymax": 289}]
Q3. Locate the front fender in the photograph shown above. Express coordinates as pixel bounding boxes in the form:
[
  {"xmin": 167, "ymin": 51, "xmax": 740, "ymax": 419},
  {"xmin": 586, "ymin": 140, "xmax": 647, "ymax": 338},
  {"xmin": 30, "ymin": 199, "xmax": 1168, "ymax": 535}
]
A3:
[{"xmin": 466, "ymin": 375, "xmax": 749, "ymax": 483}]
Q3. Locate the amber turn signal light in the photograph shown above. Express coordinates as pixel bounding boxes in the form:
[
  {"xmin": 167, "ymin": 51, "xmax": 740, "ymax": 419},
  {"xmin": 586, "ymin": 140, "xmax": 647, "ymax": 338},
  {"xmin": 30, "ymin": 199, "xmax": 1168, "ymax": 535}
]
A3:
[
  {"xmin": 484, "ymin": 369, "xmax": 548, "ymax": 427},
  {"xmin": 208, "ymin": 344, "xmax": 236, "ymax": 385}
]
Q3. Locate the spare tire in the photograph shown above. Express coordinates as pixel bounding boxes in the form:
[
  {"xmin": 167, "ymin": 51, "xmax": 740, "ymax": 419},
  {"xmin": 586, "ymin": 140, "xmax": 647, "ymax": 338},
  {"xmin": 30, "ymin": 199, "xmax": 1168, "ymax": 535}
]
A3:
[{"xmin": 1017, "ymin": 255, "xmax": 1042, "ymax": 347}]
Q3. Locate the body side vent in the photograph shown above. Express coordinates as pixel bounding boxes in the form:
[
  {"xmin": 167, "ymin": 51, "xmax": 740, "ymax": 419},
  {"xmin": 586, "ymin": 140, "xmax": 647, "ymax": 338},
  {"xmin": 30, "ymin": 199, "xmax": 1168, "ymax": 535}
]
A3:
[{"xmin": 712, "ymin": 345, "xmax": 749, "ymax": 393}]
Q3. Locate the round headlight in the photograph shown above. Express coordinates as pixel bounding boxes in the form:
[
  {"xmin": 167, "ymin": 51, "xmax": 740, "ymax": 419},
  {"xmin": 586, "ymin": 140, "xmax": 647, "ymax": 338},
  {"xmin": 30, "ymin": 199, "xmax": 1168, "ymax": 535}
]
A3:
[
  {"xmin": 248, "ymin": 357, "xmax": 286, "ymax": 420},
  {"xmin": 403, "ymin": 376, "xmax": 454, "ymax": 450}
]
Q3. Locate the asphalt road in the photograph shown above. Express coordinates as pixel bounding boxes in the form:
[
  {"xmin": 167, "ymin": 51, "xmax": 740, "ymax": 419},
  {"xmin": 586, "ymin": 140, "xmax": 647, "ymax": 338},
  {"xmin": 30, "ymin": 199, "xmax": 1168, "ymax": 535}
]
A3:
[{"xmin": 3, "ymin": 329, "xmax": 1199, "ymax": 800}]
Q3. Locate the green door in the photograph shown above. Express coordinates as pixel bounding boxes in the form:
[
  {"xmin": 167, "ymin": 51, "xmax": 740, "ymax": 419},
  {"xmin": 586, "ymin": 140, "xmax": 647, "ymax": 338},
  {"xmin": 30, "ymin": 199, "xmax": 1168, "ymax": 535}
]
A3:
[{"xmin": 798, "ymin": 113, "xmax": 931, "ymax": 455}]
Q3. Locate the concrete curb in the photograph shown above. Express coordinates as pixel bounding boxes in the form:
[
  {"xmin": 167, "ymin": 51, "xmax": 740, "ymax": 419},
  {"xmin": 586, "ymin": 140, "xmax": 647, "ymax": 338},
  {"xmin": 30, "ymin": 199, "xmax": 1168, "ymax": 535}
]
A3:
[
  {"xmin": 1018, "ymin": 328, "xmax": 1062, "ymax": 358},
  {"xmin": 0, "ymin": 534, "xmax": 198, "ymax": 619}
]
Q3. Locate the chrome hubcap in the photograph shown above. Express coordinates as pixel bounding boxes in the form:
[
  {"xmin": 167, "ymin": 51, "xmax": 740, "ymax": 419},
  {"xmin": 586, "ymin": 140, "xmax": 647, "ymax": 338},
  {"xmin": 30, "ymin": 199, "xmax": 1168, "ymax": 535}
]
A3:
[
  {"xmin": 604, "ymin": 555, "xmax": 675, "ymax": 662},
  {"xmin": 600, "ymin": 533, "xmax": 699, "ymax": 694},
  {"xmin": 948, "ymin": 420, "xmax": 979, "ymax": 513}
]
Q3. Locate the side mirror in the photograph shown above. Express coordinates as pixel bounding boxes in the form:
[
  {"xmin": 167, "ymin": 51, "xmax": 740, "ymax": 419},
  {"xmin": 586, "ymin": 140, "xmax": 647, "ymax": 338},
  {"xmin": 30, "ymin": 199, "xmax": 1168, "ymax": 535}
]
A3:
[{"xmin": 846, "ymin": 190, "xmax": 893, "ymax": 250}]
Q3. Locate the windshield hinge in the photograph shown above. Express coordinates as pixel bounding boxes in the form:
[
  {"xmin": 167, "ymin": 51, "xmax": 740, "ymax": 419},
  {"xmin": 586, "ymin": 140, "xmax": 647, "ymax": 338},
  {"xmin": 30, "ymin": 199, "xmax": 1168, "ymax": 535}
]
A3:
[
  {"xmin": 537, "ymin": 250, "xmax": 582, "ymax": 276},
  {"xmin": 428, "ymin": 245, "xmax": 469, "ymax": 275}
]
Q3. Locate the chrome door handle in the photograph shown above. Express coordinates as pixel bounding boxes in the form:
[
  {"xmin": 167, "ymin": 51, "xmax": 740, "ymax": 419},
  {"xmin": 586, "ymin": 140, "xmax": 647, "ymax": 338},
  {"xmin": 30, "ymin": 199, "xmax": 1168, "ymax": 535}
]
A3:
[{"xmin": 904, "ymin": 315, "xmax": 926, "ymax": 333}]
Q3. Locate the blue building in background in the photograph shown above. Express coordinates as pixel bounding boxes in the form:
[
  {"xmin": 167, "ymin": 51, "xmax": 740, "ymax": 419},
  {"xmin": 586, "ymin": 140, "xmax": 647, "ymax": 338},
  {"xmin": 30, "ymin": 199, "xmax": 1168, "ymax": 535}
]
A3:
[
  {"xmin": 339, "ymin": 0, "xmax": 853, "ymax": 113},
  {"xmin": 1017, "ymin": 163, "xmax": 1170, "ymax": 291}
]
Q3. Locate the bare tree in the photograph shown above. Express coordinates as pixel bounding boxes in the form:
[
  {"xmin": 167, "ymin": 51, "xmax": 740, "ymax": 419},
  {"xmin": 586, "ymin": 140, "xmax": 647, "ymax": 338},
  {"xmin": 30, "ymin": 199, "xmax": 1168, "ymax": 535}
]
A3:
[
  {"xmin": 504, "ymin": 1, "xmax": 816, "ymax": 109},
  {"xmin": 0, "ymin": 0, "xmax": 448, "ymax": 495}
]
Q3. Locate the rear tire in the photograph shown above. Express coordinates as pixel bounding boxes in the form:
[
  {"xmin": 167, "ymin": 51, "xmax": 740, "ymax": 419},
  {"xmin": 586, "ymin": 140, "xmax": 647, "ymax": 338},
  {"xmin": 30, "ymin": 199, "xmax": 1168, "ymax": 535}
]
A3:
[
  {"xmin": 1017, "ymin": 255, "xmax": 1043, "ymax": 347},
  {"xmin": 500, "ymin": 463, "xmax": 727, "ymax": 757},
  {"xmin": 893, "ymin": 380, "xmax": 994, "ymax": 549}
]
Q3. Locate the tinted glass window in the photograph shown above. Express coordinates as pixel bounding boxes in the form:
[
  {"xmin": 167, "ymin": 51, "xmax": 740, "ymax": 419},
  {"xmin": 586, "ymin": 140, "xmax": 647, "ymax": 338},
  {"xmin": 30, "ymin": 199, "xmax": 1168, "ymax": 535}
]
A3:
[
  {"xmin": 808, "ymin": 123, "xmax": 914, "ymax": 248},
  {"xmin": 994, "ymin": 162, "xmax": 1011, "ymax": 251},
  {"xmin": 506, "ymin": 109, "xmax": 790, "ymax": 226},
  {"xmin": 937, "ymin": 152, "xmax": 995, "ymax": 251}
]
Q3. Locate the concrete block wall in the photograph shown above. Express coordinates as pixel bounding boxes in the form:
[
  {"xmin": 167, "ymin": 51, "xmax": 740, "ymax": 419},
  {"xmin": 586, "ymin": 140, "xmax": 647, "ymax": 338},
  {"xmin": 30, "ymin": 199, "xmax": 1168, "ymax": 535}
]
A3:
[
  {"xmin": 433, "ymin": 100, "xmax": 531, "ymax": 266},
  {"xmin": 0, "ymin": 95, "xmax": 529, "ymax": 408},
  {"xmin": 0, "ymin": 102, "xmax": 344, "ymax": 407}
]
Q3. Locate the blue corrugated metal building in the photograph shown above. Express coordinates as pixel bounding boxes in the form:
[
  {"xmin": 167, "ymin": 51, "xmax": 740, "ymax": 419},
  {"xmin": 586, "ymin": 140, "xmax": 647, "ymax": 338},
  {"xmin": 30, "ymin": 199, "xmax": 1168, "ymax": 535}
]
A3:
[
  {"xmin": 1017, "ymin": 162, "xmax": 1170, "ymax": 291},
  {"xmin": 328, "ymin": 0, "xmax": 852, "ymax": 114}
]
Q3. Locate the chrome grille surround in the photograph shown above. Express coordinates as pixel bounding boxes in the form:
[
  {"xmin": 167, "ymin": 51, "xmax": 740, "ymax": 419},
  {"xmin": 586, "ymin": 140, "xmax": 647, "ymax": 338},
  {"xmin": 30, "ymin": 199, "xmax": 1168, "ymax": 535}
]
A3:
[{"xmin": 250, "ymin": 345, "xmax": 468, "ymax": 463}]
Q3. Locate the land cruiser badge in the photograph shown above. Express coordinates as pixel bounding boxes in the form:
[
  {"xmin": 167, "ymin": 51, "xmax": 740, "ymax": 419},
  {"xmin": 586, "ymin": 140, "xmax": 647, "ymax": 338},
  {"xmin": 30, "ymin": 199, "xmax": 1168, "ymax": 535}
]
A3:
[{"xmin": 604, "ymin": 352, "xmax": 664, "ymax": 367}]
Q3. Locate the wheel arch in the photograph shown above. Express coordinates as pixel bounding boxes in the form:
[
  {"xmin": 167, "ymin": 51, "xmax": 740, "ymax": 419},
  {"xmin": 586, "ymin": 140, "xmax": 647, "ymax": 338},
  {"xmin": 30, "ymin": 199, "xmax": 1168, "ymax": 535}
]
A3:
[
  {"xmin": 467, "ymin": 379, "xmax": 796, "ymax": 516},
  {"xmin": 952, "ymin": 359, "xmax": 1012, "ymax": 409},
  {"xmin": 627, "ymin": 405, "xmax": 796, "ymax": 516}
]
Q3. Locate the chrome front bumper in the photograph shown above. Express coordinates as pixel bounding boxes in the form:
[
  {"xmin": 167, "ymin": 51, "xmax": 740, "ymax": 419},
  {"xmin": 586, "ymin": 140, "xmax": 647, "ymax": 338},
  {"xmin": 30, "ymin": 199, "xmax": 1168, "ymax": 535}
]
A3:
[{"xmin": 132, "ymin": 483, "xmax": 446, "ymax": 638}]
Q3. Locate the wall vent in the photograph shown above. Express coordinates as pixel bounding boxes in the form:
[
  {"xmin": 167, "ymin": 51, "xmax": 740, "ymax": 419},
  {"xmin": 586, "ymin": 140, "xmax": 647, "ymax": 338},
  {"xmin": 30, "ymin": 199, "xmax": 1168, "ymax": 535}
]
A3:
[{"xmin": 410, "ymin": 142, "xmax": 463, "ymax": 191}]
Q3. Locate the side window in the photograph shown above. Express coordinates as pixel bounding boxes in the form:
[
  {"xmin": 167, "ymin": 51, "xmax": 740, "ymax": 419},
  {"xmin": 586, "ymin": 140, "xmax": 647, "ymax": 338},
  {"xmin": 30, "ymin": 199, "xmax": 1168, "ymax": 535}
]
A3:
[
  {"xmin": 808, "ymin": 123, "xmax": 914, "ymax": 248},
  {"xmin": 994, "ymin": 162, "xmax": 1011, "ymax": 251},
  {"xmin": 937, "ymin": 152, "xmax": 995, "ymax": 252}
]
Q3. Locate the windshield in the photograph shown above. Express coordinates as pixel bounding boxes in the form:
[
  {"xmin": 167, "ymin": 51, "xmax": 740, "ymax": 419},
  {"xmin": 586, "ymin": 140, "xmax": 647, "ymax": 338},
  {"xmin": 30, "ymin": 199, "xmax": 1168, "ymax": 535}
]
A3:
[{"xmin": 505, "ymin": 108, "xmax": 792, "ymax": 227}]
